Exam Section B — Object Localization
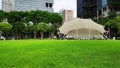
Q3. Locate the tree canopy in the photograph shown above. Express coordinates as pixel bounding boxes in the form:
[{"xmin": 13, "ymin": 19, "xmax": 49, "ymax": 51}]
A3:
[
  {"xmin": 0, "ymin": 10, "xmax": 63, "ymax": 39},
  {"xmin": 97, "ymin": 15, "xmax": 120, "ymax": 38},
  {"xmin": 37, "ymin": 22, "xmax": 49, "ymax": 39}
]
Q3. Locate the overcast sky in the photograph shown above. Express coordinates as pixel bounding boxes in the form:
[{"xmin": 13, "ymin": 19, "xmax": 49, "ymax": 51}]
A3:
[
  {"xmin": 0, "ymin": 0, "xmax": 1, "ymax": 9},
  {"xmin": 0, "ymin": 0, "xmax": 76, "ymax": 17},
  {"xmin": 54, "ymin": 0, "xmax": 76, "ymax": 17}
]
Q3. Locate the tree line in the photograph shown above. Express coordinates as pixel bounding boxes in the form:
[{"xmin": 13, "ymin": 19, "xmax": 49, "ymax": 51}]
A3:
[
  {"xmin": 97, "ymin": 11, "xmax": 120, "ymax": 39},
  {"xmin": 0, "ymin": 10, "xmax": 63, "ymax": 40}
]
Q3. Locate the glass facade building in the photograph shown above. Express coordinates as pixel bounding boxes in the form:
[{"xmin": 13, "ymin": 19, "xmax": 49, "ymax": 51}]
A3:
[
  {"xmin": 2, "ymin": 0, "xmax": 54, "ymax": 12},
  {"xmin": 77, "ymin": 0, "xmax": 108, "ymax": 19},
  {"xmin": 97, "ymin": 0, "xmax": 108, "ymax": 10},
  {"xmin": 108, "ymin": 0, "xmax": 120, "ymax": 11}
]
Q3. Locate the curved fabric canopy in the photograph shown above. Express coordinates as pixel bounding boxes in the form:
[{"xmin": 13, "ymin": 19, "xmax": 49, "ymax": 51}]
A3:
[{"xmin": 59, "ymin": 18, "xmax": 105, "ymax": 39}]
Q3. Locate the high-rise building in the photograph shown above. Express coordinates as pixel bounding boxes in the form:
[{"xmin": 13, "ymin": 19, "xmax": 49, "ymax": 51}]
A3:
[
  {"xmin": 60, "ymin": 9, "xmax": 73, "ymax": 22},
  {"xmin": 108, "ymin": 0, "xmax": 120, "ymax": 11},
  {"xmin": 97, "ymin": 0, "xmax": 108, "ymax": 18},
  {"xmin": 2, "ymin": 0, "xmax": 14, "ymax": 11},
  {"xmin": 77, "ymin": 0, "xmax": 108, "ymax": 19},
  {"xmin": 2, "ymin": 0, "xmax": 54, "ymax": 12}
]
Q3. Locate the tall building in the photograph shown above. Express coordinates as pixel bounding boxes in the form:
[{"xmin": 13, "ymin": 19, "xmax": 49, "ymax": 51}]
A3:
[
  {"xmin": 2, "ymin": 0, "xmax": 54, "ymax": 12},
  {"xmin": 60, "ymin": 9, "xmax": 73, "ymax": 22},
  {"xmin": 2, "ymin": 0, "xmax": 14, "ymax": 11},
  {"xmin": 97, "ymin": 0, "xmax": 108, "ymax": 18},
  {"xmin": 108, "ymin": 0, "xmax": 120, "ymax": 11},
  {"xmin": 77, "ymin": 0, "xmax": 108, "ymax": 19}
]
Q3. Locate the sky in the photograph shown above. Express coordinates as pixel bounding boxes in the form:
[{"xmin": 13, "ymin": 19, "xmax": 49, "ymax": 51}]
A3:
[
  {"xmin": 0, "ymin": 0, "xmax": 76, "ymax": 17},
  {"xmin": 0, "ymin": 0, "xmax": 1, "ymax": 9},
  {"xmin": 54, "ymin": 0, "xmax": 76, "ymax": 17}
]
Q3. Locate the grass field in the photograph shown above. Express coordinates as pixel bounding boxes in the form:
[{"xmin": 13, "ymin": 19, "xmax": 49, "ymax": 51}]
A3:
[{"xmin": 0, "ymin": 40, "xmax": 120, "ymax": 68}]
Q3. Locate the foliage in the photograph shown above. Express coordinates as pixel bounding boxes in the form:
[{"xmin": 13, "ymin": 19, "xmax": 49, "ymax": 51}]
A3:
[
  {"xmin": 0, "ymin": 22, "xmax": 12, "ymax": 31},
  {"xmin": 25, "ymin": 10, "xmax": 62, "ymax": 39},
  {"xmin": 7, "ymin": 11, "xmax": 26, "ymax": 24},
  {"xmin": 48, "ymin": 13, "xmax": 63, "ymax": 39},
  {"xmin": 37, "ymin": 22, "xmax": 49, "ymax": 32},
  {"xmin": 97, "ymin": 15, "xmax": 120, "ymax": 38},
  {"xmin": 0, "ymin": 10, "xmax": 5, "ymax": 22},
  {"xmin": 37, "ymin": 22, "xmax": 49, "ymax": 39},
  {"xmin": 97, "ymin": 17, "xmax": 109, "ymax": 25},
  {"xmin": 108, "ymin": 10, "xmax": 117, "ymax": 17},
  {"xmin": 26, "ymin": 24, "xmax": 34, "ymax": 38},
  {"xmin": 105, "ymin": 16, "xmax": 120, "ymax": 37},
  {"xmin": 0, "ymin": 22, "xmax": 12, "ymax": 39},
  {"xmin": 0, "ymin": 10, "xmax": 63, "ymax": 39},
  {"xmin": 12, "ymin": 22, "xmax": 26, "ymax": 39}
]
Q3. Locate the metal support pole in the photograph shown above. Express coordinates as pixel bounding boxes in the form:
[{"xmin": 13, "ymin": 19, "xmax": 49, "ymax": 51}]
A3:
[{"xmin": 97, "ymin": 10, "xmax": 99, "ymax": 20}]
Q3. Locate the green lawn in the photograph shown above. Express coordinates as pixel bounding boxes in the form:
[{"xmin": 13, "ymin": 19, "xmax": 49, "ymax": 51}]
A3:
[{"xmin": 0, "ymin": 40, "xmax": 120, "ymax": 68}]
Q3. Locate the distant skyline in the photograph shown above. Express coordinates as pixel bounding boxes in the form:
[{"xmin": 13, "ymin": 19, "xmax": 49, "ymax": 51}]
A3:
[{"xmin": 0, "ymin": 0, "xmax": 76, "ymax": 17}]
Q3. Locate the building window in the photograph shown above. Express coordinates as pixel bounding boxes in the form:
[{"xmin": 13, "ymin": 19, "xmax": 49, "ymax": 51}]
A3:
[
  {"xmin": 46, "ymin": 3, "xmax": 53, "ymax": 8},
  {"xmin": 49, "ymin": 3, "xmax": 53, "ymax": 8},
  {"xmin": 46, "ymin": 3, "xmax": 49, "ymax": 7}
]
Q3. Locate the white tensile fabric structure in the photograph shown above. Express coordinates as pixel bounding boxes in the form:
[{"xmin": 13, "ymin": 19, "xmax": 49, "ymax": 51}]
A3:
[{"xmin": 59, "ymin": 18, "xmax": 105, "ymax": 39}]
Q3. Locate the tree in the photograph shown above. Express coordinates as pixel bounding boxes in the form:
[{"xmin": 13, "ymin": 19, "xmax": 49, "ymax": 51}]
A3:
[
  {"xmin": 26, "ymin": 24, "xmax": 34, "ymax": 39},
  {"xmin": 25, "ymin": 10, "xmax": 47, "ymax": 38},
  {"xmin": 25, "ymin": 10, "xmax": 59, "ymax": 39},
  {"xmin": 6, "ymin": 11, "xmax": 28, "ymax": 39},
  {"xmin": 105, "ymin": 16, "xmax": 120, "ymax": 38},
  {"xmin": 12, "ymin": 22, "xmax": 26, "ymax": 39},
  {"xmin": 37, "ymin": 22, "xmax": 49, "ymax": 39},
  {"xmin": 1, "ymin": 10, "xmax": 63, "ymax": 39},
  {"xmin": 7, "ymin": 11, "xmax": 26, "ymax": 24},
  {"xmin": 0, "ymin": 10, "xmax": 5, "ymax": 22},
  {"xmin": 48, "ymin": 13, "xmax": 63, "ymax": 39},
  {"xmin": 0, "ymin": 22, "xmax": 12, "ymax": 39},
  {"xmin": 97, "ymin": 17, "xmax": 108, "ymax": 25},
  {"xmin": 108, "ymin": 10, "xmax": 117, "ymax": 18}
]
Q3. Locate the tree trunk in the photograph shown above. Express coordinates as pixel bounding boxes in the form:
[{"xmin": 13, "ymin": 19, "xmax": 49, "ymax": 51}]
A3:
[
  {"xmin": 40, "ymin": 32, "xmax": 44, "ymax": 40},
  {"xmin": 16, "ymin": 33, "xmax": 19, "ymax": 40},
  {"xmin": 34, "ymin": 25, "xmax": 37, "ymax": 39},
  {"xmin": 25, "ymin": 34, "xmax": 28, "ymax": 39},
  {"xmin": 50, "ymin": 31, "xmax": 55, "ymax": 39},
  {"xmin": 49, "ymin": 32, "xmax": 51, "ymax": 39},
  {"xmin": 16, "ymin": 30, "xmax": 19, "ymax": 40},
  {"xmin": 34, "ymin": 30, "xmax": 37, "ymax": 39},
  {"xmin": 19, "ymin": 33, "xmax": 21, "ymax": 39}
]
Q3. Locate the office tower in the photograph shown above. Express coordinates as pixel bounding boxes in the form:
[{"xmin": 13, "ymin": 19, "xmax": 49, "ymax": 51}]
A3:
[
  {"xmin": 97, "ymin": 0, "xmax": 108, "ymax": 18},
  {"xmin": 60, "ymin": 9, "xmax": 73, "ymax": 22},
  {"xmin": 2, "ymin": 0, "xmax": 54, "ymax": 12},
  {"xmin": 2, "ymin": 0, "xmax": 14, "ymax": 11},
  {"xmin": 77, "ymin": 0, "xmax": 108, "ymax": 19},
  {"xmin": 108, "ymin": 0, "xmax": 120, "ymax": 11}
]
